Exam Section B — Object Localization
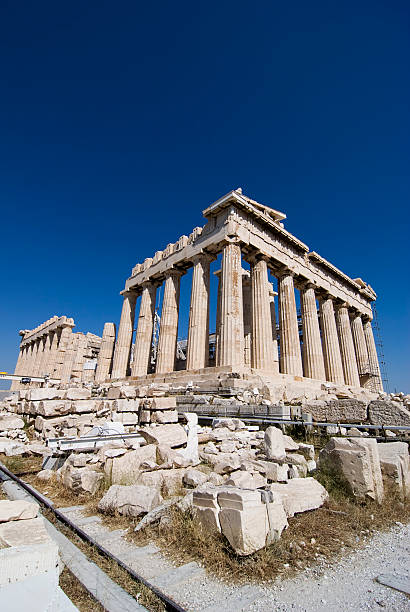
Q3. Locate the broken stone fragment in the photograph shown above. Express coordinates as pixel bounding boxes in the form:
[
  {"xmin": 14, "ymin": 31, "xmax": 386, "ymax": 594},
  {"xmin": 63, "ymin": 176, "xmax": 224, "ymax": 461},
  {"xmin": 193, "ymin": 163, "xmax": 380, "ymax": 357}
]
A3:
[
  {"xmin": 183, "ymin": 468, "xmax": 208, "ymax": 488},
  {"xmin": 138, "ymin": 424, "xmax": 187, "ymax": 448},
  {"xmin": 377, "ymin": 441, "xmax": 410, "ymax": 499},
  {"xmin": 264, "ymin": 426, "xmax": 286, "ymax": 461},
  {"xmin": 66, "ymin": 388, "xmax": 91, "ymax": 400},
  {"xmin": 225, "ymin": 470, "xmax": 267, "ymax": 489},
  {"xmin": 0, "ymin": 415, "xmax": 24, "ymax": 431},
  {"xmin": 319, "ymin": 437, "xmax": 384, "ymax": 503},
  {"xmin": 105, "ymin": 444, "xmax": 157, "ymax": 485},
  {"xmin": 0, "ymin": 500, "xmax": 39, "ymax": 523},
  {"xmin": 98, "ymin": 484, "xmax": 163, "ymax": 517},
  {"xmin": 268, "ymin": 478, "xmax": 329, "ymax": 517}
]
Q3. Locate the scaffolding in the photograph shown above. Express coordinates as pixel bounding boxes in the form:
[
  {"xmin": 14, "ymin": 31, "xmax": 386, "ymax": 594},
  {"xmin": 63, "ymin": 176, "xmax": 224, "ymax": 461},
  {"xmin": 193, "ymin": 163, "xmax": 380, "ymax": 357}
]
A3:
[{"xmin": 371, "ymin": 304, "xmax": 390, "ymax": 393}]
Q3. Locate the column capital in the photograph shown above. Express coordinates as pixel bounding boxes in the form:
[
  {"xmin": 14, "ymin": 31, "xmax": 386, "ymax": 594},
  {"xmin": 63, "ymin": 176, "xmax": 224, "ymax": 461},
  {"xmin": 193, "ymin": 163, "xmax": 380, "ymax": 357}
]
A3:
[
  {"xmin": 246, "ymin": 250, "xmax": 270, "ymax": 265},
  {"xmin": 190, "ymin": 250, "xmax": 216, "ymax": 266},
  {"xmin": 276, "ymin": 266, "xmax": 296, "ymax": 279},
  {"xmin": 120, "ymin": 288, "xmax": 139, "ymax": 300},
  {"xmin": 164, "ymin": 267, "xmax": 186, "ymax": 280}
]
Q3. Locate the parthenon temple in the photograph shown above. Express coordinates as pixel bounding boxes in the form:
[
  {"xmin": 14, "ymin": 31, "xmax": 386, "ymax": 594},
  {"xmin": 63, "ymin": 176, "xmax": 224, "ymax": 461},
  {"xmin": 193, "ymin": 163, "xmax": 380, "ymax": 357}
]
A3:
[{"xmin": 12, "ymin": 189, "xmax": 384, "ymax": 395}]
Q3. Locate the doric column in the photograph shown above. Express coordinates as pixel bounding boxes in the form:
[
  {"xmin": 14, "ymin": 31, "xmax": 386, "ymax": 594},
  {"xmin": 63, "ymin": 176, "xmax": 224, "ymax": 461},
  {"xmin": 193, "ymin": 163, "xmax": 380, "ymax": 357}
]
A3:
[
  {"xmin": 351, "ymin": 313, "xmax": 370, "ymax": 385},
  {"xmin": 111, "ymin": 291, "xmax": 138, "ymax": 379},
  {"xmin": 25, "ymin": 342, "xmax": 34, "ymax": 376},
  {"xmin": 319, "ymin": 295, "xmax": 345, "ymax": 384},
  {"xmin": 40, "ymin": 333, "xmax": 52, "ymax": 376},
  {"xmin": 60, "ymin": 334, "xmax": 77, "ymax": 383},
  {"xmin": 216, "ymin": 242, "xmax": 244, "ymax": 367},
  {"xmin": 278, "ymin": 271, "xmax": 303, "ymax": 376},
  {"xmin": 214, "ymin": 269, "xmax": 222, "ymax": 365},
  {"xmin": 47, "ymin": 330, "xmax": 60, "ymax": 379},
  {"xmin": 186, "ymin": 254, "xmax": 212, "ymax": 370},
  {"xmin": 363, "ymin": 318, "xmax": 384, "ymax": 392},
  {"xmin": 156, "ymin": 271, "xmax": 182, "ymax": 373},
  {"xmin": 132, "ymin": 283, "xmax": 157, "ymax": 376},
  {"xmin": 10, "ymin": 338, "xmax": 25, "ymax": 390},
  {"xmin": 250, "ymin": 258, "xmax": 276, "ymax": 372},
  {"xmin": 54, "ymin": 325, "xmax": 73, "ymax": 380},
  {"xmin": 268, "ymin": 285, "xmax": 280, "ymax": 372},
  {"xmin": 300, "ymin": 284, "xmax": 325, "ymax": 380},
  {"xmin": 242, "ymin": 271, "xmax": 252, "ymax": 367},
  {"xmin": 336, "ymin": 303, "xmax": 360, "ymax": 387},
  {"xmin": 95, "ymin": 323, "xmax": 116, "ymax": 383},
  {"xmin": 31, "ymin": 338, "xmax": 43, "ymax": 377}
]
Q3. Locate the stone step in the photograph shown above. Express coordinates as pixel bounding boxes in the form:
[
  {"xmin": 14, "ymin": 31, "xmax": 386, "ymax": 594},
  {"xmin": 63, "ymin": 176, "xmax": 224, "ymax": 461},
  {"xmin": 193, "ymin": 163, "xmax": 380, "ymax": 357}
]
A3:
[
  {"xmin": 200, "ymin": 585, "xmax": 263, "ymax": 612},
  {"xmin": 150, "ymin": 561, "xmax": 206, "ymax": 591}
]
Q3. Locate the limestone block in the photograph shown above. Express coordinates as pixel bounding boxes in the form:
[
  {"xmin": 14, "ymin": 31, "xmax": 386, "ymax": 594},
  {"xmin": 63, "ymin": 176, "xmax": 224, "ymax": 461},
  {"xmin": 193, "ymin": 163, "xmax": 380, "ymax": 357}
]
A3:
[
  {"xmin": 0, "ymin": 517, "xmax": 52, "ymax": 547},
  {"xmin": 225, "ymin": 470, "xmax": 267, "ymax": 489},
  {"xmin": 161, "ymin": 468, "xmax": 187, "ymax": 496},
  {"xmin": 192, "ymin": 483, "xmax": 220, "ymax": 509},
  {"xmin": 219, "ymin": 440, "xmax": 238, "ymax": 453},
  {"xmin": 183, "ymin": 469, "xmax": 208, "ymax": 488},
  {"xmin": 0, "ymin": 438, "xmax": 26, "ymax": 456},
  {"xmin": 264, "ymin": 497, "xmax": 288, "ymax": 543},
  {"xmin": 264, "ymin": 426, "xmax": 286, "ymax": 461},
  {"xmin": 61, "ymin": 464, "xmax": 103, "ymax": 495},
  {"xmin": 37, "ymin": 401, "xmax": 72, "ymax": 417},
  {"xmin": 98, "ymin": 484, "xmax": 163, "ymax": 517},
  {"xmin": 113, "ymin": 399, "xmax": 140, "ymax": 412},
  {"xmin": 368, "ymin": 400, "xmax": 410, "ymax": 427},
  {"xmin": 0, "ymin": 415, "xmax": 24, "ymax": 431},
  {"xmin": 27, "ymin": 388, "xmax": 62, "ymax": 401},
  {"xmin": 378, "ymin": 442, "xmax": 410, "ymax": 499},
  {"xmin": 213, "ymin": 456, "xmax": 241, "ymax": 474},
  {"xmin": 27, "ymin": 442, "xmax": 47, "ymax": 456},
  {"xmin": 218, "ymin": 489, "xmax": 269, "ymax": 556},
  {"xmin": 151, "ymin": 410, "xmax": 179, "ymax": 424},
  {"xmin": 268, "ymin": 478, "xmax": 329, "ymax": 517},
  {"xmin": 66, "ymin": 388, "xmax": 91, "ymax": 400},
  {"xmin": 285, "ymin": 453, "xmax": 308, "ymax": 477},
  {"xmin": 0, "ymin": 500, "xmax": 39, "ymax": 523},
  {"xmin": 72, "ymin": 399, "xmax": 99, "ymax": 413},
  {"xmin": 138, "ymin": 424, "xmax": 187, "ymax": 447},
  {"xmin": 143, "ymin": 397, "xmax": 177, "ymax": 410},
  {"xmin": 107, "ymin": 387, "xmax": 121, "ymax": 399},
  {"xmin": 111, "ymin": 411, "xmax": 138, "ymax": 425},
  {"xmin": 195, "ymin": 507, "xmax": 221, "ymax": 533},
  {"xmin": 283, "ymin": 435, "xmax": 299, "ymax": 451},
  {"xmin": 120, "ymin": 385, "xmax": 137, "ymax": 399},
  {"xmin": 105, "ymin": 445, "xmax": 157, "ymax": 484},
  {"xmin": 137, "ymin": 470, "xmax": 165, "ymax": 490},
  {"xmin": 319, "ymin": 437, "xmax": 384, "ymax": 503}
]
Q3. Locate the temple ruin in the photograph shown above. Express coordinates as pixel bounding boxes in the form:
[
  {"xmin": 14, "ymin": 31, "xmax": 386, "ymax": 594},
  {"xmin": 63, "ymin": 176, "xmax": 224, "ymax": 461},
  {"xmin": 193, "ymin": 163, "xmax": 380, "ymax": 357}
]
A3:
[{"xmin": 109, "ymin": 188, "xmax": 383, "ymax": 393}]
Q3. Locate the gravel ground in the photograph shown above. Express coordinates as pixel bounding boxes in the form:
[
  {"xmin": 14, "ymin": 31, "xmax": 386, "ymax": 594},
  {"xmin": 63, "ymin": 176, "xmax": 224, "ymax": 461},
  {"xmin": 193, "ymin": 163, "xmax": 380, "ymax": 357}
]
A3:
[{"xmin": 248, "ymin": 522, "xmax": 410, "ymax": 612}]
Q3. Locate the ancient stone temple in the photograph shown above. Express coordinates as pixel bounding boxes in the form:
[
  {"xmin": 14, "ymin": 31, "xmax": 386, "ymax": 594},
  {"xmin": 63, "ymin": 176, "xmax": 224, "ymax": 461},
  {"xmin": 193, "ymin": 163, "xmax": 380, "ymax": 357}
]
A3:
[
  {"xmin": 110, "ymin": 189, "xmax": 383, "ymax": 393},
  {"xmin": 11, "ymin": 316, "xmax": 103, "ymax": 389}
]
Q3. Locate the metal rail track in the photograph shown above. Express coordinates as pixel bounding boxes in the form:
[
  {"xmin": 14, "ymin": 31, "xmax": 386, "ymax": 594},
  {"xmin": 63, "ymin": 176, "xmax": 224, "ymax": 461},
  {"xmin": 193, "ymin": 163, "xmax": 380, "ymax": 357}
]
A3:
[{"xmin": 0, "ymin": 462, "xmax": 187, "ymax": 612}]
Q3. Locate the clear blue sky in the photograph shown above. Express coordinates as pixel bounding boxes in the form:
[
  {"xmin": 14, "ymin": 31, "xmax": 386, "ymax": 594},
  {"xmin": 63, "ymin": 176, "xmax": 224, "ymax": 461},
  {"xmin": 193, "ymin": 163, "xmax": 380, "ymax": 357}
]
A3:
[{"xmin": 0, "ymin": 1, "xmax": 408, "ymax": 393}]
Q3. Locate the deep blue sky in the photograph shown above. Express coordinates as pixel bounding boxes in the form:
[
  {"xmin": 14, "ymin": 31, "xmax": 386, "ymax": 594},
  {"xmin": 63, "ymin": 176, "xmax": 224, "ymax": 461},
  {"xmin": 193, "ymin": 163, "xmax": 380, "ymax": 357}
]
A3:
[{"xmin": 1, "ymin": 1, "xmax": 409, "ymax": 392}]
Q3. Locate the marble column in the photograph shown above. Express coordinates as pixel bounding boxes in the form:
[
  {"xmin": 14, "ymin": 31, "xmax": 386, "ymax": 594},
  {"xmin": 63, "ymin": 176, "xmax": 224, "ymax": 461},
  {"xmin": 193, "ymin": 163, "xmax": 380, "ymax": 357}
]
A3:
[
  {"xmin": 214, "ymin": 269, "xmax": 222, "ymax": 365},
  {"xmin": 250, "ymin": 258, "xmax": 276, "ymax": 372},
  {"xmin": 351, "ymin": 313, "xmax": 370, "ymax": 384},
  {"xmin": 363, "ymin": 318, "xmax": 384, "ymax": 392},
  {"xmin": 47, "ymin": 330, "xmax": 60, "ymax": 379},
  {"xmin": 319, "ymin": 296, "xmax": 345, "ymax": 384},
  {"xmin": 216, "ymin": 242, "xmax": 244, "ymax": 367},
  {"xmin": 242, "ymin": 271, "xmax": 252, "ymax": 367},
  {"xmin": 111, "ymin": 291, "xmax": 137, "ymax": 379},
  {"xmin": 61, "ymin": 334, "xmax": 77, "ymax": 383},
  {"xmin": 186, "ymin": 254, "xmax": 212, "ymax": 370},
  {"xmin": 268, "ymin": 286, "xmax": 280, "ymax": 373},
  {"xmin": 132, "ymin": 283, "xmax": 157, "ymax": 376},
  {"xmin": 25, "ymin": 343, "xmax": 34, "ymax": 376},
  {"xmin": 10, "ymin": 342, "xmax": 24, "ymax": 390},
  {"xmin": 336, "ymin": 303, "xmax": 360, "ymax": 387},
  {"xmin": 31, "ymin": 338, "xmax": 43, "ymax": 377},
  {"xmin": 39, "ymin": 333, "xmax": 52, "ymax": 376},
  {"xmin": 95, "ymin": 322, "xmax": 116, "ymax": 383},
  {"xmin": 54, "ymin": 326, "xmax": 73, "ymax": 380},
  {"xmin": 300, "ymin": 284, "xmax": 326, "ymax": 380},
  {"xmin": 278, "ymin": 271, "xmax": 303, "ymax": 376},
  {"xmin": 156, "ymin": 271, "xmax": 182, "ymax": 373}
]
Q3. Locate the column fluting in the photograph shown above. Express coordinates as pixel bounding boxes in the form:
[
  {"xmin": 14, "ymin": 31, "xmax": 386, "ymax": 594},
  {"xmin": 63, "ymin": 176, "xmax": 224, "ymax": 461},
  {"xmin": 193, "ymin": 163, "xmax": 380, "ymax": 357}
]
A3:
[
  {"xmin": 111, "ymin": 291, "xmax": 137, "ymax": 379},
  {"xmin": 242, "ymin": 272, "xmax": 252, "ymax": 367},
  {"xmin": 268, "ymin": 286, "xmax": 280, "ymax": 373},
  {"xmin": 351, "ymin": 313, "xmax": 370, "ymax": 386},
  {"xmin": 216, "ymin": 242, "xmax": 244, "ymax": 367},
  {"xmin": 250, "ymin": 258, "xmax": 275, "ymax": 372},
  {"xmin": 156, "ymin": 271, "xmax": 182, "ymax": 373},
  {"xmin": 278, "ymin": 271, "xmax": 303, "ymax": 376},
  {"xmin": 186, "ymin": 254, "xmax": 212, "ymax": 370},
  {"xmin": 300, "ymin": 284, "xmax": 326, "ymax": 380},
  {"xmin": 132, "ymin": 283, "xmax": 157, "ymax": 376},
  {"xmin": 335, "ymin": 303, "xmax": 360, "ymax": 387},
  {"xmin": 319, "ymin": 296, "xmax": 345, "ymax": 384},
  {"xmin": 363, "ymin": 319, "xmax": 384, "ymax": 392},
  {"xmin": 95, "ymin": 322, "xmax": 116, "ymax": 383}
]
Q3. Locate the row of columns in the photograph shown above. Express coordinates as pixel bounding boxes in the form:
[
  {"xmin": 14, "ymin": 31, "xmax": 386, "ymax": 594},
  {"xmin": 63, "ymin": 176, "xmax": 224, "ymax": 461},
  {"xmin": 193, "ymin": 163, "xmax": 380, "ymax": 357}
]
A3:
[
  {"xmin": 112, "ymin": 242, "xmax": 383, "ymax": 391},
  {"xmin": 12, "ymin": 324, "xmax": 74, "ymax": 388}
]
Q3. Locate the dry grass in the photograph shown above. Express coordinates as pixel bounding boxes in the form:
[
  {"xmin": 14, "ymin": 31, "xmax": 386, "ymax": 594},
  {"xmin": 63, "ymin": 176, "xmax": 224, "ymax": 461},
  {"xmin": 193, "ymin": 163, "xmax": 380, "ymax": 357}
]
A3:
[
  {"xmin": 0, "ymin": 453, "xmax": 43, "ymax": 475},
  {"xmin": 129, "ymin": 475, "xmax": 410, "ymax": 584},
  {"xmin": 59, "ymin": 567, "xmax": 105, "ymax": 612}
]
